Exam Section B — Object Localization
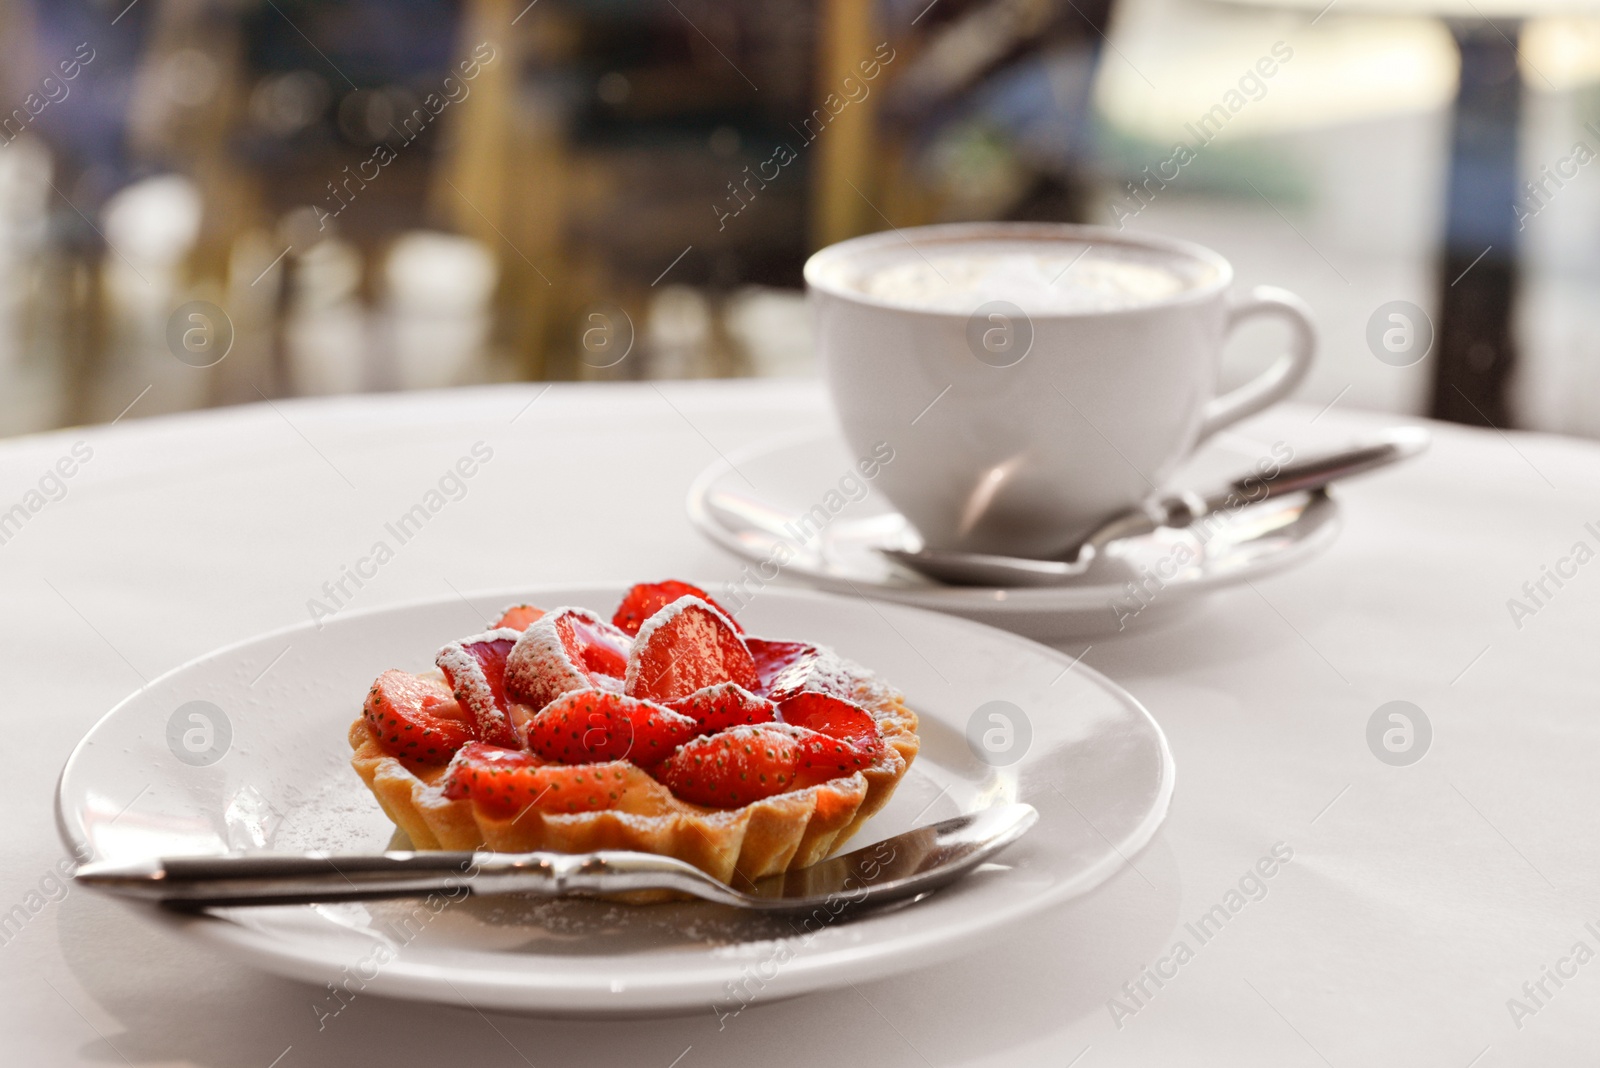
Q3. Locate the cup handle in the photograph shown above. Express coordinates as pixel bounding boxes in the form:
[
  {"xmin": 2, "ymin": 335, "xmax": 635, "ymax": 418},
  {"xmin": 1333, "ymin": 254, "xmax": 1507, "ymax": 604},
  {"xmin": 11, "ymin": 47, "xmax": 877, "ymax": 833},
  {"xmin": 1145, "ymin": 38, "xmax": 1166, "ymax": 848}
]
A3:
[{"xmin": 1195, "ymin": 285, "xmax": 1317, "ymax": 443}]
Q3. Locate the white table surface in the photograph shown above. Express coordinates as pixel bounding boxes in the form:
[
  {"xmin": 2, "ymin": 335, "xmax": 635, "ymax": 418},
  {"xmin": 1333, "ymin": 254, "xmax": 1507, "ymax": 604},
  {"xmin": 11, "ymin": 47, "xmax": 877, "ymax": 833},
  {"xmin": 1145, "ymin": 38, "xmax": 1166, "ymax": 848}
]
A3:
[{"xmin": 4, "ymin": 379, "xmax": 1597, "ymax": 1066}]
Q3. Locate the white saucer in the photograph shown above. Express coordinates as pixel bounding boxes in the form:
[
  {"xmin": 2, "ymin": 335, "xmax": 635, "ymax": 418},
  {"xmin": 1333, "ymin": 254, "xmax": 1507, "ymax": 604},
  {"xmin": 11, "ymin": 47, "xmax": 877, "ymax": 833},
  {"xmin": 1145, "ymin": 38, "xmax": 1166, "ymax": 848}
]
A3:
[
  {"xmin": 687, "ymin": 431, "xmax": 1342, "ymax": 640},
  {"xmin": 56, "ymin": 584, "xmax": 1173, "ymax": 1015}
]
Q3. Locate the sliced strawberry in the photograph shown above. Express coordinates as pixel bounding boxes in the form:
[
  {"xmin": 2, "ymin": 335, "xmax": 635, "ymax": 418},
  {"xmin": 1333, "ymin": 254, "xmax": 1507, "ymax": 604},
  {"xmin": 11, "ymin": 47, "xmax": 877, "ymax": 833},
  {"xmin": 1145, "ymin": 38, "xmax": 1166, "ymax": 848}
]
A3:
[
  {"xmin": 625, "ymin": 597, "xmax": 759, "ymax": 702},
  {"xmin": 791, "ymin": 724, "xmax": 875, "ymax": 786},
  {"xmin": 746, "ymin": 637, "xmax": 856, "ymax": 702},
  {"xmin": 436, "ymin": 628, "xmax": 521, "ymax": 747},
  {"xmin": 613, "ymin": 580, "xmax": 743, "ymax": 637},
  {"xmin": 441, "ymin": 741, "xmax": 632, "ymax": 816},
  {"xmin": 562, "ymin": 610, "xmax": 631, "ymax": 677},
  {"xmin": 493, "ymin": 604, "xmax": 545, "ymax": 631},
  {"xmin": 655, "ymin": 725, "xmax": 801, "ymax": 807},
  {"xmin": 363, "ymin": 669, "xmax": 472, "ymax": 765},
  {"xmin": 666, "ymin": 683, "xmax": 777, "ymax": 733},
  {"xmin": 525, "ymin": 690, "xmax": 698, "ymax": 767},
  {"xmin": 777, "ymin": 691, "xmax": 885, "ymax": 756},
  {"xmin": 747, "ymin": 638, "xmax": 809, "ymax": 693},
  {"xmin": 505, "ymin": 608, "xmax": 634, "ymax": 711}
]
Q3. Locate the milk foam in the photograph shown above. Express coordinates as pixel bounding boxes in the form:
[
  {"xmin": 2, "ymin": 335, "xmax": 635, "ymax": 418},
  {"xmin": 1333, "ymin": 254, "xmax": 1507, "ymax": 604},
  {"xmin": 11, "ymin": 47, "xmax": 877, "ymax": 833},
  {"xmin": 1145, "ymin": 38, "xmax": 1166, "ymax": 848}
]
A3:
[{"xmin": 837, "ymin": 241, "xmax": 1207, "ymax": 314}]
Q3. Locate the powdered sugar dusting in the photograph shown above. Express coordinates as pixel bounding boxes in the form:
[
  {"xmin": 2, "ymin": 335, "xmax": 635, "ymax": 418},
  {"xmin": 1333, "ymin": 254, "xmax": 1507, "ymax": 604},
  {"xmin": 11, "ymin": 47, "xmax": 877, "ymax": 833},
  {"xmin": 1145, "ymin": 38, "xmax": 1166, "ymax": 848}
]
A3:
[
  {"xmin": 665, "ymin": 682, "xmax": 776, "ymax": 733},
  {"xmin": 623, "ymin": 596, "xmax": 757, "ymax": 700},
  {"xmin": 747, "ymin": 637, "xmax": 859, "ymax": 704},
  {"xmin": 434, "ymin": 627, "xmax": 521, "ymax": 692},
  {"xmin": 505, "ymin": 607, "xmax": 620, "ymax": 712},
  {"xmin": 624, "ymin": 595, "xmax": 724, "ymax": 666},
  {"xmin": 838, "ymin": 652, "xmax": 899, "ymax": 716},
  {"xmin": 434, "ymin": 627, "xmax": 522, "ymax": 748}
]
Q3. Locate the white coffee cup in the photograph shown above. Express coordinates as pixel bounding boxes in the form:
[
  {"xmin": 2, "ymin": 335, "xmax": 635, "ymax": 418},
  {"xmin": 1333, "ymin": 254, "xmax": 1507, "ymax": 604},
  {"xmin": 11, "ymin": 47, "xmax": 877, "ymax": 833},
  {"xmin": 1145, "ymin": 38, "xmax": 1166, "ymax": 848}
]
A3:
[{"xmin": 805, "ymin": 222, "xmax": 1316, "ymax": 559}]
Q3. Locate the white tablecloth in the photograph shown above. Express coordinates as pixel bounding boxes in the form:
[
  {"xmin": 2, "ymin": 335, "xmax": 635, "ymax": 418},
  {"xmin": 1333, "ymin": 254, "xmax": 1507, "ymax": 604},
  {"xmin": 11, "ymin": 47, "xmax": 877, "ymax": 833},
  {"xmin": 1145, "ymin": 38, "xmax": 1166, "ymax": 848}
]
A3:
[{"xmin": 4, "ymin": 380, "xmax": 1596, "ymax": 1066}]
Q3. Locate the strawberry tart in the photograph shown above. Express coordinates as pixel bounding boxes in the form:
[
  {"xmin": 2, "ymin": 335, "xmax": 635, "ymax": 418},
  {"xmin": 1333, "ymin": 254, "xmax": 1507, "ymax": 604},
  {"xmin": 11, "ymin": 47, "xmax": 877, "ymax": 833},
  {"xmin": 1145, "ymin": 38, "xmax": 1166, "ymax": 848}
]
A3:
[{"xmin": 348, "ymin": 581, "xmax": 920, "ymax": 886}]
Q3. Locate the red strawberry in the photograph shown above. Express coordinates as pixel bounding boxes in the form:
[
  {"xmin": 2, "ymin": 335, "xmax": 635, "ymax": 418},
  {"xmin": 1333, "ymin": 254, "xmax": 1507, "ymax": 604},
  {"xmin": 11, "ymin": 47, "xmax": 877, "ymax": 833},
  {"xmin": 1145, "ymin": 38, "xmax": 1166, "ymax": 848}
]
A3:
[
  {"xmin": 655, "ymin": 725, "xmax": 801, "ymax": 807},
  {"xmin": 613, "ymin": 580, "xmax": 743, "ymax": 636},
  {"xmin": 363, "ymin": 669, "xmax": 472, "ymax": 764},
  {"xmin": 525, "ymin": 690, "xmax": 698, "ymax": 767},
  {"xmin": 747, "ymin": 638, "xmax": 809, "ymax": 692},
  {"xmin": 505, "ymin": 608, "xmax": 634, "ymax": 711},
  {"xmin": 436, "ymin": 628, "xmax": 521, "ymax": 747},
  {"xmin": 442, "ymin": 742, "xmax": 633, "ymax": 816},
  {"xmin": 625, "ymin": 597, "xmax": 759, "ymax": 702},
  {"xmin": 746, "ymin": 637, "xmax": 855, "ymax": 702},
  {"xmin": 777, "ymin": 692, "xmax": 885, "ymax": 756},
  {"xmin": 666, "ymin": 683, "xmax": 777, "ymax": 733},
  {"xmin": 791, "ymin": 725, "xmax": 875, "ymax": 785},
  {"xmin": 493, "ymin": 604, "xmax": 545, "ymax": 631}
]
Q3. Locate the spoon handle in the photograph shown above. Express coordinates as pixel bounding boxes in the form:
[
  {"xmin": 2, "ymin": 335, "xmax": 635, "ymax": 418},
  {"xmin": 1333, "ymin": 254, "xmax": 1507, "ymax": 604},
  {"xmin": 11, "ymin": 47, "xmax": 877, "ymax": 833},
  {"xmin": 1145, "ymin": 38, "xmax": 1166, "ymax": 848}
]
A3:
[
  {"xmin": 1121, "ymin": 427, "xmax": 1430, "ymax": 539},
  {"xmin": 1230, "ymin": 427, "xmax": 1429, "ymax": 502}
]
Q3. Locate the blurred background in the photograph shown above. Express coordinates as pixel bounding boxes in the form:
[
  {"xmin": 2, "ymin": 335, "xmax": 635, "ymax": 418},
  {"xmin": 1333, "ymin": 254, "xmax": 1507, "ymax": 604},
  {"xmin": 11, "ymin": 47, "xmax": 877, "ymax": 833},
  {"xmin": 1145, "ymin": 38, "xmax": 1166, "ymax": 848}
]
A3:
[{"xmin": 1, "ymin": 0, "xmax": 1598, "ymax": 437}]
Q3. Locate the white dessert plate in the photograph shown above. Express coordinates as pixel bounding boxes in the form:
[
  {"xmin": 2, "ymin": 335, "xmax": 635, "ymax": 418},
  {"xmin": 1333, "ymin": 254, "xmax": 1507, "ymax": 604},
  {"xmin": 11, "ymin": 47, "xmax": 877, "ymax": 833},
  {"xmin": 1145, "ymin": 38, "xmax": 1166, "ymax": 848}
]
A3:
[
  {"xmin": 56, "ymin": 585, "xmax": 1173, "ymax": 1015},
  {"xmin": 687, "ymin": 431, "xmax": 1342, "ymax": 640}
]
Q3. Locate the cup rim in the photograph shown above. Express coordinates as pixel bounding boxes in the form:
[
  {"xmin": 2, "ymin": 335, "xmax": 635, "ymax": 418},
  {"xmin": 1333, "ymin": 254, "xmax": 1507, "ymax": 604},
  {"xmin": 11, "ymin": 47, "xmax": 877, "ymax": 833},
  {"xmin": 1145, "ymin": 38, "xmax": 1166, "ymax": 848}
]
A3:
[{"xmin": 802, "ymin": 221, "xmax": 1235, "ymax": 317}]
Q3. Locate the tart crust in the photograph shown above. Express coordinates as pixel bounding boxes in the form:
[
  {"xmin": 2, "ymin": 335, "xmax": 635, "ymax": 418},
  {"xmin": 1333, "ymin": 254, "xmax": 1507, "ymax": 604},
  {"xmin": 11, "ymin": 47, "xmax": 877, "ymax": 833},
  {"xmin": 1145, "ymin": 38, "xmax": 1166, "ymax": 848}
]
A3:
[{"xmin": 349, "ymin": 676, "xmax": 919, "ymax": 886}]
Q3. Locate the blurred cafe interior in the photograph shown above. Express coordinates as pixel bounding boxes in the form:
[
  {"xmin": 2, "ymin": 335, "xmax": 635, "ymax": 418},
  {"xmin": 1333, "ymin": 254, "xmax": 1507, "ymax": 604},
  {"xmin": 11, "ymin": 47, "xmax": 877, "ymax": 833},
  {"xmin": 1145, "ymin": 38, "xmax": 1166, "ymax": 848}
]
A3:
[{"xmin": 3, "ymin": 0, "xmax": 1600, "ymax": 439}]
